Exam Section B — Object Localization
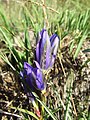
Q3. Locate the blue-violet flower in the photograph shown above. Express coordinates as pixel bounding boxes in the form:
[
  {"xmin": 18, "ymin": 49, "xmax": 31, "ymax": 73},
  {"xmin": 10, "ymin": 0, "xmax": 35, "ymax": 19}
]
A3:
[
  {"xmin": 36, "ymin": 29, "xmax": 60, "ymax": 70},
  {"xmin": 20, "ymin": 62, "xmax": 45, "ymax": 92}
]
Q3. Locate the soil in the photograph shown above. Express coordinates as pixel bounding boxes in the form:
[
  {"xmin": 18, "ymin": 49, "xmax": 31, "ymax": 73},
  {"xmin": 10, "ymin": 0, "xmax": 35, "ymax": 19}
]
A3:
[{"xmin": 0, "ymin": 36, "xmax": 90, "ymax": 120}]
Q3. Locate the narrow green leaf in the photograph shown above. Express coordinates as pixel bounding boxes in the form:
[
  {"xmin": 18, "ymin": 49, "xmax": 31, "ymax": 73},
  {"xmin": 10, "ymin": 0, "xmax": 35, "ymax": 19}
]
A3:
[
  {"xmin": 83, "ymin": 49, "xmax": 90, "ymax": 53},
  {"xmin": 0, "ymin": 54, "xmax": 16, "ymax": 71},
  {"xmin": 0, "ymin": 11, "xmax": 9, "ymax": 29},
  {"xmin": 0, "ymin": 27, "xmax": 22, "ymax": 69},
  {"xmin": 36, "ymin": 98, "xmax": 58, "ymax": 120},
  {"xmin": 11, "ymin": 107, "xmax": 39, "ymax": 120},
  {"xmin": 83, "ymin": 10, "xmax": 89, "ymax": 28},
  {"xmin": 74, "ymin": 30, "xmax": 87, "ymax": 59},
  {"xmin": 0, "ymin": 27, "xmax": 12, "ymax": 48},
  {"xmin": 69, "ymin": 39, "xmax": 75, "ymax": 53},
  {"xmin": 24, "ymin": 29, "xmax": 30, "ymax": 62}
]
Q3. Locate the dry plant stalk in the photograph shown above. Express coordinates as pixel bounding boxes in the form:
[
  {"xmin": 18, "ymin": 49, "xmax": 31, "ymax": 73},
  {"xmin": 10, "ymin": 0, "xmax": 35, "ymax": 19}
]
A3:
[{"xmin": 40, "ymin": 0, "xmax": 49, "ymax": 28}]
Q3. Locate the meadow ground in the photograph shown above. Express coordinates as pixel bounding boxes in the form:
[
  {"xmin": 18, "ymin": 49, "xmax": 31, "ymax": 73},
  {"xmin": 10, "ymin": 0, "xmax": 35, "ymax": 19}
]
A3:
[{"xmin": 0, "ymin": 0, "xmax": 90, "ymax": 120}]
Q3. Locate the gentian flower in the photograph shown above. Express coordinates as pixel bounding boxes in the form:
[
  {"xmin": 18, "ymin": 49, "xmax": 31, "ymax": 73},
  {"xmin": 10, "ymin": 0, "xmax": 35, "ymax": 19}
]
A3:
[
  {"xmin": 20, "ymin": 62, "xmax": 45, "ymax": 117},
  {"xmin": 36, "ymin": 29, "xmax": 60, "ymax": 70},
  {"xmin": 20, "ymin": 29, "xmax": 60, "ymax": 118},
  {"xmin": 20, "ymin": 62, "xmax": 45, "ymax": 92}
]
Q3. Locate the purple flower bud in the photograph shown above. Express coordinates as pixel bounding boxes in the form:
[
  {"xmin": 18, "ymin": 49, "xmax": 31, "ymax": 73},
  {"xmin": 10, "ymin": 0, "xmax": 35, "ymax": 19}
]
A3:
[
  {"xmin": 20, "ymin": 62, "xmax": 45, "ymax": 115},
  {"xmin": 36, "ymin": 29, "xmax": 60, "ymax": 69},
  {"xmin": 20, "ymin": 62, "xmax": 45, "ymax": 92}
]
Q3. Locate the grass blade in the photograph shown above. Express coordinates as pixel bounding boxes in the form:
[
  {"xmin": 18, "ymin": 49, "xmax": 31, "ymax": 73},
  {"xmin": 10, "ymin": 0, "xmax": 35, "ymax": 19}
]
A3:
[
  {"xmin": 11, "ymin": 107, "xmax": 39, "ymax": 120},
  {"xmin": 74, "ymin": 30, "xmax": 87, "ymax": 59},
  {"xmin": 36, "ymin": 98, "xmax": 58, "ymax": 120}
]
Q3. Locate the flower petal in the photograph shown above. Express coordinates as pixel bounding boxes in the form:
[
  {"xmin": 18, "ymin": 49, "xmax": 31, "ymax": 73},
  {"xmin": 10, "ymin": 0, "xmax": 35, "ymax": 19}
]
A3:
[
  {"xmin": 36, "ymin": 29, "xmax": 47, "ymax": 64},
  {"xmin": 34, "ymin": 61, "xmax": 41, "ymax": 69},
  {"xmin": 36, "ymin": 69, "xmax": 45, "ymax": 90},
  {"xmin": 20, "ymin": 62, "xmax": 45, "ymax": 91},
  {"xmin": 51, "ymin": 34, "xmax": 60, "ymax": 55},
  {"xmin": 50, "ymin": 34, "xmax": 60, "ymax": 67},
  {"xmin": 36, "ymin": 29, "xmax": 51, "ymax": 69},
  {"xmin": 50, "ymin": 34, "xmax": 57, "ymax": 45},
  {"xmin": 36, "ymin": 29, "xmax": 60, "ymax": 70},
  {"xmin": 45, "ymin": 37, "xmax": 52, "ymax": 69},
  {"xmin": 24, "ymin": 62, "xmax": 33, "ymax": 75}
]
